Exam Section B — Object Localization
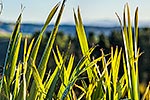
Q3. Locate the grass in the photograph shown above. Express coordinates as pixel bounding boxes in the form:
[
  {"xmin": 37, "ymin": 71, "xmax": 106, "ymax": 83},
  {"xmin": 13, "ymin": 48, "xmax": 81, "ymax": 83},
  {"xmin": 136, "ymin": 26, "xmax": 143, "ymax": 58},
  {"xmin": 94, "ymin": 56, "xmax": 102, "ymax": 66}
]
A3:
[{"xmin": 0, "ymin": 1, "xmax": 150, "ymax": 100}]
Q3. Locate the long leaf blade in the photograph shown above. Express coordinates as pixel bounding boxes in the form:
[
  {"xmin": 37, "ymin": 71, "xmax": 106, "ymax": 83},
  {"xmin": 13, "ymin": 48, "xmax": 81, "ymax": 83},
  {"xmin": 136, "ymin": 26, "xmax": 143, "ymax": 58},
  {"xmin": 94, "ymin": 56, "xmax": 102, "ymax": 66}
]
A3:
[{"xmin": 25, "ymin": 2, "xmax": 60, "ymax": 87}]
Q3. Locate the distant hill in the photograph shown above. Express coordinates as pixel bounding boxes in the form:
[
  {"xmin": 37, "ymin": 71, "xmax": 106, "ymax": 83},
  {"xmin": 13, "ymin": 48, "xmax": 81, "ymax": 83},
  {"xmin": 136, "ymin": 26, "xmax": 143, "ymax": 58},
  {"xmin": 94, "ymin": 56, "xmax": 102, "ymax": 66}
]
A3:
[{"xmin": 0, "ymin": 22, "xmax": 121, "ymax": 36}]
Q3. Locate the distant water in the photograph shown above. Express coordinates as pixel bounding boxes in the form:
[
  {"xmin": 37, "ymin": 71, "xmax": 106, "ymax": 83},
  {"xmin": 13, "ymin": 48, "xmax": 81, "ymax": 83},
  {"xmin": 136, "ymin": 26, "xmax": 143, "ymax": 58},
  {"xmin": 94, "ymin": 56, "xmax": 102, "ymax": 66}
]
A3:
[{"xmin": 0, "ymin": 22, "xmax": 121, "ymax": 36}]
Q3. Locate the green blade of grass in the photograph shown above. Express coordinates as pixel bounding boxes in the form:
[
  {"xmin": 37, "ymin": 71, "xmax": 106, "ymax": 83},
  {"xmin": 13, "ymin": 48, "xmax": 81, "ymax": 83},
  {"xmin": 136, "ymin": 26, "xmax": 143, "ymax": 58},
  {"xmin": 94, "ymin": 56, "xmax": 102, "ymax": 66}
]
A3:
[
  {"xmin": 56, "ymin": 46, "xmax": 64, "ymax": 69},
  {"xmin": 37, "ymin": 2, "xmax": 64, "ymax": 79},
  {"xmin": 101, "ymin": 49, "xmax": 109, "ymax": 80},
  {"xmin": 44, "ymin": 48, "xmax": 64, "ymax": 100},
  {"xmin": 74, "ymin": 8, "xmax": 89, "ymax": 55},
  {"xmin": 127, "ymin": 4, "xmax": 134, "ymax": 59},
  {"xmin": 122, "ymin": 53, "xmax": 131, "ymax": 98},
  {"xmin": 22, "ymin": 63, "xmax": 27, "ymax": 100},
  {"xmin": 117, "ymin": 75, "xmax": 127, "ymax": 99},
  {"xmin": 23, "ymin": 38, "xmax": 27, "ymax": 63},
  {"xmin": 4, "ymin": 14, "xmax": 22, "ymax": 70},
  {"xmin": 127, "ymin": 4, "xmax": 139, "ymax": 100},
  {"xmin": 127, "ymin": 5, "xmax": 137, "ymax": 99},
  {"xmin": 29, "ymin": 60, "xmax": 45, "ymax": 95},
  {"xmin": 16, "ymin": 38, "xmax": 34, "ymax": 100},
  {"xmin": 116, "ymin": 4, "xmax": 140, "ymax": 99},
  {"xmin": 65, "ymin": 55, "xmax": 74, "ymax": 84},
  {"xmin": 25, "ymin": 2, "xmax": 60, "ymax": 87},
  {"xmin": 13, "ymin": 62, "xmax": 22, "ymax": 100},
  {"xmin": 8, "ymin": 33, "xmax": 22, "ymax": 86},
  {"xmin": 111, "ymin": 47, "xmax": 122, "ymax": 100},
  {"xmin": 57, "ymin": 42, "xmax": 74, "ymax": 99},
  {"xmin": 53, "ymin": 49, "xmax": 61, "ymax": 67},
  {"xmin": 44, "ymin": 67, "xmax": 59, "ymax": 93},
  {"xmin": 0, "ymin": 13, "xmax": 22, "ymax": 92},
  {"xmin": 25, "ymin": 38, "xmax": 35, "ymax": 63},
  {"xmin": 45, "ymin": 67, "xmax": 61, "ymax": 100},
  {"xmin": 134, "ymin": 7, "xmax": 138, "ymax": 56},
  {"xmin": 134, "ymin": 8, "xmax": 140, "ymax": 100},
  {"xmin": 115, "ymin": 12, "xmax": 133, "ymax": 99},
  {"xmin": 123, "ymin": 6, "xmax": 129, "ymax": 55},
  {"xmin": 57, "ymin": 54, "xmax": 74, "ymax": 99},
  {"xmin": 28, "ymin": 1, "xmax": 65, "ymax": 99},
  {"xmin": 74, "ymin": 7, "xmax": 94, "ymax": 83},
  {"xmin": 122, "ymin": 7, "xmax": 133, "ymax": 94},
  {"xmin": 3, "ymin": 76, "xmax": 9, "ymax": 98}
]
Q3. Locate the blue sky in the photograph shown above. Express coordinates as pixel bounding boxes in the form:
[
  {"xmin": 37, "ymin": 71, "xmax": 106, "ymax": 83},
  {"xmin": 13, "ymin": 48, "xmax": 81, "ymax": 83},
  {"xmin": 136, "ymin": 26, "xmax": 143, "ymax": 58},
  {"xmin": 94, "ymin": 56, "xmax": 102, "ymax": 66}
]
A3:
[{"xmin": 0, "ymin": 0, "xmax": 150, "ymax": 25}]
